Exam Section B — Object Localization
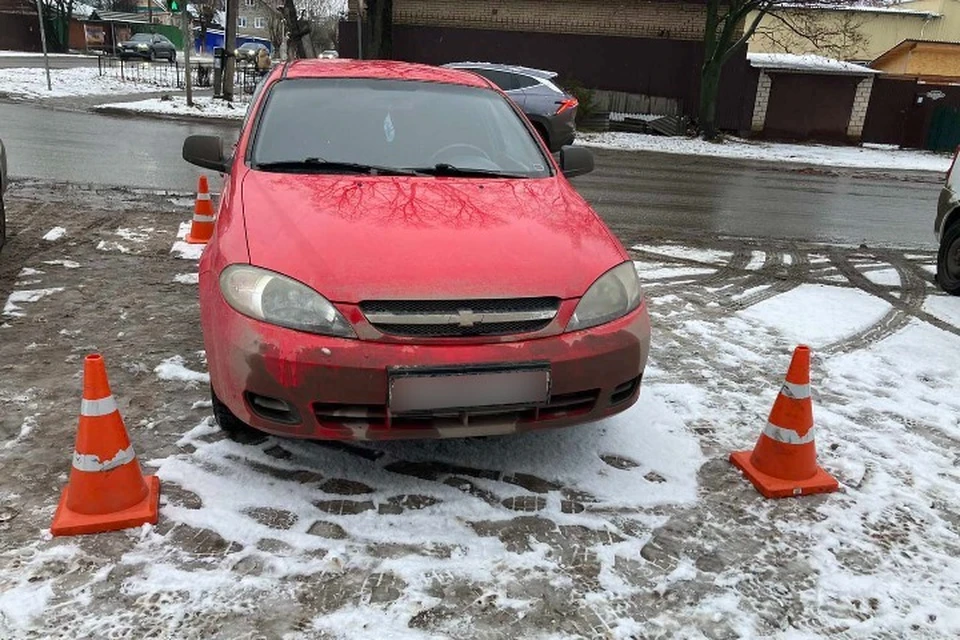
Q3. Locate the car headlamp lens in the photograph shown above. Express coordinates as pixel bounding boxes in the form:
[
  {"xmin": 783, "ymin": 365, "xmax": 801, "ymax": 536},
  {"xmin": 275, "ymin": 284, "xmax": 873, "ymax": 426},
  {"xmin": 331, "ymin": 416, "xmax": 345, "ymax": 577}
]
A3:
[
  {"xmin": 567, "ymin": 262, "xmax": 643, "ymax": 331},
  {"xmin": 219, "ymin": 265, "xmax": 356, "ymax": 338}
]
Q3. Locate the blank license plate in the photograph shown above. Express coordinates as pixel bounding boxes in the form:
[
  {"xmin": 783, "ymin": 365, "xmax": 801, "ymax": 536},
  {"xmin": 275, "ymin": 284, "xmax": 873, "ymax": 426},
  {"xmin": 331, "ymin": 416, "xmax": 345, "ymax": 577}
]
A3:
[{"xmin": 389, "ymin": 367, "xmax": 551, "ymax": 414}]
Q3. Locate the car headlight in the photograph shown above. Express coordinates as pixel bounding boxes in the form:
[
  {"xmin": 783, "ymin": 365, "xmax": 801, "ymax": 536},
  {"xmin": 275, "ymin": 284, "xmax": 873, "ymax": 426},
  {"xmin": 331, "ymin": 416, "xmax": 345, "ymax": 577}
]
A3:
[
  {"xmin": 567, "ymin": 262, "xmax": 643, "ymax": 332},
  {"xmin": 219, "ymin": 265, "xmax": 356, "ymax": 338}
]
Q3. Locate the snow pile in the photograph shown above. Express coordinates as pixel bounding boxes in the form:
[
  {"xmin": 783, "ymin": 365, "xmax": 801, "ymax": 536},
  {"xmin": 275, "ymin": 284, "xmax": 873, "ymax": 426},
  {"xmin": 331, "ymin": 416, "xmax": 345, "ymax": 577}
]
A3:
[
  {"xmin": 2, "ymin": 288, "xmax": 65, "ymax": 318},
  {"xmin": 96, "ymin": 95, "xmax": 249, "ymax": 120},
  {"xmin": 154, "ymin": 355, "xmax": 210, "ymax": 385},
  {"xmin": 739, "ymin": 284, "xmax": 892, "ymax": 347},
  {"xmin": 578, "ymin": 132, "xmax": 953, "ymax": 172},
  {"xmin": 747, "ymin": 53, "xmax": 879, "ymax": 75},
  {"xmin": 42, "ymin": 227, "xmax": 66, "ymax": 241},
  {"xmin": 0, "ymin": 66, "xmax": 169, "ymax": 100}
]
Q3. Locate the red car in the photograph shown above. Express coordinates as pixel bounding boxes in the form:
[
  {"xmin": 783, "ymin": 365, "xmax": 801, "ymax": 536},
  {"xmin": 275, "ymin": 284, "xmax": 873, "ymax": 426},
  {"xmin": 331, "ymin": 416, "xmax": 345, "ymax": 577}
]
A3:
[{"xmin": 182, "ymin": 60, "xmax": 651, "ymax": 441}]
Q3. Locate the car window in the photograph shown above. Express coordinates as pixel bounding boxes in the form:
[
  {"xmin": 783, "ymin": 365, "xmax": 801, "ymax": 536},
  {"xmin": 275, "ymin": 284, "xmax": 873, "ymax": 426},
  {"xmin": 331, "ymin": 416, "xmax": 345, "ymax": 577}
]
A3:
[
  {"xmin": 469, "ymin": 68, "xmax": 520, "ymax": 92},
  {"xmin": 159, "ymin": 36, "xmax": 172, "ymax": 45},
  {"xmin": 250, "ymin": 78, "xmax": 551, "ymax": 178},
  {"xmin": 512, "ymin": 73, "xmax": 540, "ymax": 89}
]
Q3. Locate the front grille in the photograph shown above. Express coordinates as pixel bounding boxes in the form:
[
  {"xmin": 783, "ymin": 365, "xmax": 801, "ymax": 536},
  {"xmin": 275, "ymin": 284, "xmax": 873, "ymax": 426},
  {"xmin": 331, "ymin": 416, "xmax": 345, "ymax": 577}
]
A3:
[
  {"xmin": 313, "ymin": 388, "xmax": 598, "ymax": 429},
  {"xmin": 361, "ymin": 298, "xmax": 560, "ymax": 338}
]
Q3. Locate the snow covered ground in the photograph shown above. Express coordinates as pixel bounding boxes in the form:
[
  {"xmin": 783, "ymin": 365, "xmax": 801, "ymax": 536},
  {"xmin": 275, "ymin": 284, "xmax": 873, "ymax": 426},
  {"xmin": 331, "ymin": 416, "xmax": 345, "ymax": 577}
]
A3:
[
  {"xmin": 0, "ymin": 65, "xmax": 171, "ymax": 100},
  {"xmin": 96, "ymin": 95, "xmax": 249, "ymax": 120},
  {"xmin": 578, "ymin": 132, "xmax": 954, "ymax": 173},
  {"xmin": 1, "ymin": 189, "xmax": 960, "ymax": 638}
]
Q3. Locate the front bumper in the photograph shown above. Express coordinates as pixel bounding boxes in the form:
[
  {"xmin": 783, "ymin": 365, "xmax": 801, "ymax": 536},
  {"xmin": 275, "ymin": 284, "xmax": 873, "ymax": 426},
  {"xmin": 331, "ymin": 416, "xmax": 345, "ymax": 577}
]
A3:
[{"xmin": 202, "ymin": 289, "xmax": 651, "ymax": 441}]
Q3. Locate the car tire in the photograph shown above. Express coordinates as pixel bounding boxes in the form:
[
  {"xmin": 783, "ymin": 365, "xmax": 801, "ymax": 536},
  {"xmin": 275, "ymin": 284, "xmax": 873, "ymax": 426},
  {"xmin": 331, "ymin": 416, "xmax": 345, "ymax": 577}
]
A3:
[
  {"xmin": 211, "ymin": 385, "xmax": 263, "ymax": 441},
  {"xmin": 170, "ymin": 51, "xmax": 176, "ymax": 62},
  {"xmin": 936, "ymin": 218, "xmax": 960, "ymax": 295},
  {"xmin": 149, "ymin": 49, "xmax": 157, "ymax": 62}
]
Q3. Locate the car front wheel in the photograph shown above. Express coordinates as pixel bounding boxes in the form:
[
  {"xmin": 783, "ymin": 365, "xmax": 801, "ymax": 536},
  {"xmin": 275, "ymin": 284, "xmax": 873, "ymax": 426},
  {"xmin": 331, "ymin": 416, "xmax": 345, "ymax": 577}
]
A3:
[
  {"xmin": 149, "ymin": 49, "xmax": 157, "ymax": 62},
  {"xmin": 937, "ymin": 219, "xmax": 960, "ymax": 295},
  {"xmin": 211, "ymin": 385, "xmax": 263, "ymax": 441}
]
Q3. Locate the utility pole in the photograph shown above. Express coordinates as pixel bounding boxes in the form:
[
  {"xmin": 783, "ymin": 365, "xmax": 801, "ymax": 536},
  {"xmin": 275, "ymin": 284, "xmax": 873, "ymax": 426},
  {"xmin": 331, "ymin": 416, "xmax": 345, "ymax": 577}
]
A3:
[
  {"xmin": 223, "ymin": 0, "xmax": 238, "ymax": 100},
  {"xmin": 182, "ymin": 7, "xmax": 192, "ymax": 106},
  {"xmin": 356, "ymin": 0, "xmax": 363, "ymax": 59},
  {"xmin": 35, "ymin": 0, "xmax": 52, "ymax": 91}
]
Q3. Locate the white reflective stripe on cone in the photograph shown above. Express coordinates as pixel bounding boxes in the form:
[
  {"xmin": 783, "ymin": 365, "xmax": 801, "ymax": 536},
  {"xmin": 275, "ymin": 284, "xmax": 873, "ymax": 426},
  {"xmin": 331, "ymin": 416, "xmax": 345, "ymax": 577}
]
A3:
[
  {"xmin": 763, "ymin": 422, "xmax": 816, "ymax": 445},
  {"xmin": 780, "ymin": 381, "xmax": 811, "ymax": 399},
  {"xmin": 72, "ymin": 445, "xmax": 136, "ymax": 472},
  {"xmin": 192, "ymin": 215, "xmax": 216, "ymax": 223},
  {"xmin": 196, "ymin": 193, "xmax": 212, "ymax": 201},
  {"xmin": 80, "ymin": 395, "xmax": 118, "ymax": 417}
]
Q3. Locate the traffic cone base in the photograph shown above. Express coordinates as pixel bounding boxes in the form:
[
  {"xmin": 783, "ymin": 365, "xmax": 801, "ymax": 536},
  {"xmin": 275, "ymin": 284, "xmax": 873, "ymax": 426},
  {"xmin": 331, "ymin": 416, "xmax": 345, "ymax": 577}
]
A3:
[
  {"xmin": 185, "ymin": 231, "xmax": 208, "ymax": 245},
  {"xmin": 51, "ymin": 475, "xmax": 160, "ymax": 537},
  {"xmin": 730, "ymin": 450, "xmax": 838, "ymax": 499}
]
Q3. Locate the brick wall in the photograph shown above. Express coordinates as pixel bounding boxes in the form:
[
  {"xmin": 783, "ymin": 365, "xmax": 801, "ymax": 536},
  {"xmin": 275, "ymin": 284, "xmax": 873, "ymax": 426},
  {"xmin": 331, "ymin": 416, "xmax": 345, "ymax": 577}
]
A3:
[
  {"xmin": 750, "ymin": 71, "xmax": 771, "ymax": 132},
  {"xmin": 846, "ymin": 76, "xmax": 875, "ymax": 140},
  {"xmin": 387, "ymin": 0, "xmax": 707, "ymax": 41}
]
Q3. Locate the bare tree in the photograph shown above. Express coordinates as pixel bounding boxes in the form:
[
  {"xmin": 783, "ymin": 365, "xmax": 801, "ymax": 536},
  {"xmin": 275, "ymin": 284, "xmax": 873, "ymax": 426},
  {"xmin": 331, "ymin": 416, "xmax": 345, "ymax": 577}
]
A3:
[
  {"xmin": 38, "ymin": 0, "xmax": 76, "ymax": 52},
  {"xmin": 700, "ymin": 0, "xmax": 864, "ymax": 141},
  {"xmin": 754, "ymin": 9, "xmax": 869, "ymax": 60}
]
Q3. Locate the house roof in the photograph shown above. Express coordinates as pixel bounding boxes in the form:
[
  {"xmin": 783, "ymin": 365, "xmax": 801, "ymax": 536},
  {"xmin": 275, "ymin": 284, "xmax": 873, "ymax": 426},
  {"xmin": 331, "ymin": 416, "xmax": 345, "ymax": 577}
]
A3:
[
  {"xmin": 870, "ymin": 38, "xmax": 960, "ymax": 67},
  {"xmin": 777, "ymin": 2, "xmax": 940, "ymax": 18},
  {"xmin": 88, "ymin": 10, "xmax": 153, "ymax": 23},
  {"xmin": 747, "ymin": 53, "xmax": 880, "ymax": 76}
]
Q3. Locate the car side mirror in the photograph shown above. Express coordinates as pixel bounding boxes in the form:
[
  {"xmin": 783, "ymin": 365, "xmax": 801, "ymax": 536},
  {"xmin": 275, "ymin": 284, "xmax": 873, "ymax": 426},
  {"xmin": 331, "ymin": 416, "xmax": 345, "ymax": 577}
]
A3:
[
  {"xmin": 183, "ymin": 135, "xmax": 229, "ymax": 173},
  {"xmin": 560, "ymin": 145, "xmax": 594, "ymax": 178}
]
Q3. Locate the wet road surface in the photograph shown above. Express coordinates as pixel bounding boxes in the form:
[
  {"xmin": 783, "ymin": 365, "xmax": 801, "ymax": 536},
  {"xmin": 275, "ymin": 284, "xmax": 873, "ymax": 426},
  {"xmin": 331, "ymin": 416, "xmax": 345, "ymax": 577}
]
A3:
[
  {"xmin": 2, "ymin": 102, "xmax": 942, "ymax": 248},
  {"xmin": 573, "ymin": 148, "xmax": 941, "ymax": 249},
  {"xmin": 2, "ymin": 101, "xmax": 238, "ymax": 190}
]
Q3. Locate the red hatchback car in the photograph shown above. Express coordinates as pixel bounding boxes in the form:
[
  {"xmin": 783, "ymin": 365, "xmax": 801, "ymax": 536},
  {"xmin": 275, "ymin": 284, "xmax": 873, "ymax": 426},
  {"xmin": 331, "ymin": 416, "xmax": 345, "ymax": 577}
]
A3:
[{"xmin": 182, "ymin": 60, "xmax": 651, "ymax": 441}]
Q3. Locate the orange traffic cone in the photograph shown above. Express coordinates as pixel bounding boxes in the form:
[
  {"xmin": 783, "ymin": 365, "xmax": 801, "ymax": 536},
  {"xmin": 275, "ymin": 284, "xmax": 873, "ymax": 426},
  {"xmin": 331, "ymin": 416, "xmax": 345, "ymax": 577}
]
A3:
[
  {"xmin": 185, "ymin": 174, "xmax": 215, "ymax": 244},
  {"xmin": 51, "ymin": 354, "xmax": 160, "ymax": 536},
  {"xmin": 730, "ymin": 345, "xmax": 838, "ymax": 499}
]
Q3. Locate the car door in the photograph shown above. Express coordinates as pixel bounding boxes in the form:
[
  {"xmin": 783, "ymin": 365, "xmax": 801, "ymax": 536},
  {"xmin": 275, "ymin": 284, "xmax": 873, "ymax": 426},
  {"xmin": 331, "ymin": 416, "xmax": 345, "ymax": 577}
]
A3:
[{"xmin": 159, "ymin": 35, "xmax": 174, "ymax": 57}]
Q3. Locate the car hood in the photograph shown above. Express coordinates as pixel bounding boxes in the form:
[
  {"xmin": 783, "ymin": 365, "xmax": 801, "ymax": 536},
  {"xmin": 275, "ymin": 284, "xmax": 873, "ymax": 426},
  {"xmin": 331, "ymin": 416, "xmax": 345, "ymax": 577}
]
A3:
[{"xmin": 240, "ymin": 171, "xmax": 625, "ymax": 303}]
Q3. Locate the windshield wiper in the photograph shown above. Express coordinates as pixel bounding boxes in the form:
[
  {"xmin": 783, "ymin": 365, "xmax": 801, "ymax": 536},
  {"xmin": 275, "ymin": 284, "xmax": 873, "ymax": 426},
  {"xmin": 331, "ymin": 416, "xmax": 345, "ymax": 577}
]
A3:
[
  {"xmin": 406, "ymin": 163, "xmax": 530, "ymax": 179},
  {"xmin": 255, "ymin": 158, "xmax": 420, "ymax": 176}
]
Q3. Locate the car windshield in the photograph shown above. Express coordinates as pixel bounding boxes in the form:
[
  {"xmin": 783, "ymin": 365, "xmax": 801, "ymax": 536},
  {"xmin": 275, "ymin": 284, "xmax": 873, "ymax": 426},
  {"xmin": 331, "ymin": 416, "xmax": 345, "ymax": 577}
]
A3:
[
  {"xmin": 240, "ymin": 43, "xmax": 259, "ymax": 50},
  {"xmin": 129, "ymin": 34, "xmax": 152, "ymax": 42},
  {"xmin": 250, "ymin": 78, "xmax": 552, "ymax": 178}
]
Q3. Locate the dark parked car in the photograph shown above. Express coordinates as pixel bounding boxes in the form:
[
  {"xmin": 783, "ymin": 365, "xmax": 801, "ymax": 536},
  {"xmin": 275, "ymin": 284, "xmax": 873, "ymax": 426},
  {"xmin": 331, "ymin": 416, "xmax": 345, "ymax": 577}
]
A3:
[
  {"xmin": 443, "ymin": 62, "xmax": 578, "ymax": 152},
  {"xmin": 235, "ymin": 42, "xmax": 268, "ymax": 65},
  {"xmin": 119, "ymin": 33, "xmax": 177, "ymax": 62},
  {"xmin": 1, "ymin": 137, "xmax": 6, "ymax": 252},
  {"xmin": 936, "ymin": 146, "xmax": 960, "ymax": 294}
]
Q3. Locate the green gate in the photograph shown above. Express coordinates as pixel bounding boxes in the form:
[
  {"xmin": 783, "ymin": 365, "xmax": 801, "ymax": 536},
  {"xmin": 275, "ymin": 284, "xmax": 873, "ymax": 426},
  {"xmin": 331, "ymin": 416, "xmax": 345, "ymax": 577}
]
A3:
[{"xmin": 926, "ymin": 105, "xmax": 960, "ymax": 152}]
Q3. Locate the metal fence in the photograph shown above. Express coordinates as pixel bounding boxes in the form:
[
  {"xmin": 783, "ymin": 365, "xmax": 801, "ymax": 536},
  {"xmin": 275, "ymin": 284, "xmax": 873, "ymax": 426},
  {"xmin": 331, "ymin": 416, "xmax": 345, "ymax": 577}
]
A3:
[{"xmin": 96, "ymin": 55, "xmax": 264, "ymax": 103}]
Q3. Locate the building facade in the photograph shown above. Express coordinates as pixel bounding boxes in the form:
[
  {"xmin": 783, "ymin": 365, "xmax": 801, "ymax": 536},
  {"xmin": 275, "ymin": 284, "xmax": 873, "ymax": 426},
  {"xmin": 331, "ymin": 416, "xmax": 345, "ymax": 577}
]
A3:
[
  {"xmin": 339, "ymin": 0, "xmax": 756, "ymax": 132},
  {"xmin": 749, "ymin": 1, "xmax": 960, "ymax": 62}
]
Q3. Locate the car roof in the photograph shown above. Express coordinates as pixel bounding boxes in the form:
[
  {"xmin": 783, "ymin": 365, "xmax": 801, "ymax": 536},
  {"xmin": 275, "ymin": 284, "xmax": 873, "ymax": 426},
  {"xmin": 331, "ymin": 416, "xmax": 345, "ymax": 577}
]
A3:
[
  {"xmin": 442, "ymin": 62, "xmax": 558, "ymax": 80},
  {"xmin": 282, "ymin": 60, "xmax": 491, "ymax": 89}
]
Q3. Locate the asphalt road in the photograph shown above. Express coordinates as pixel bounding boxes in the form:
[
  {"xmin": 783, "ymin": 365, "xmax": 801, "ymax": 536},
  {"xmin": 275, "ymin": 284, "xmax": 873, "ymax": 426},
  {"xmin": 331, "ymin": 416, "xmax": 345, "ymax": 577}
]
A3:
[{"xmin": 1, "ymin": 102, "xmax": 942, "ymax": 248}]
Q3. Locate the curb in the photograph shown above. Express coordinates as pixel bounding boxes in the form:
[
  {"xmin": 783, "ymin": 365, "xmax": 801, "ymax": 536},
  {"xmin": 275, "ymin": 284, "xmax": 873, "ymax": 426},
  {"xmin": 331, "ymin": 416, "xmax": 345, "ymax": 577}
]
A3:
[{"xmin": 92, "ymin": 105, "xmax": 244, "ymax": 125}]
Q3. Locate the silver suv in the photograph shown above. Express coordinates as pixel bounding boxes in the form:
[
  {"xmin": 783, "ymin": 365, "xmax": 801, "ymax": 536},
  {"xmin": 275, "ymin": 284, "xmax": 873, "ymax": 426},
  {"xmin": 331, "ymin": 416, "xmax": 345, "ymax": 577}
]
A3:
[
  {"xmin": 936, "ymin": 148, "xmax": 960, "ymax": 294},
  {"xmin": 443, "ymin": 62, "xmax": 577, "ymax": 152}
]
